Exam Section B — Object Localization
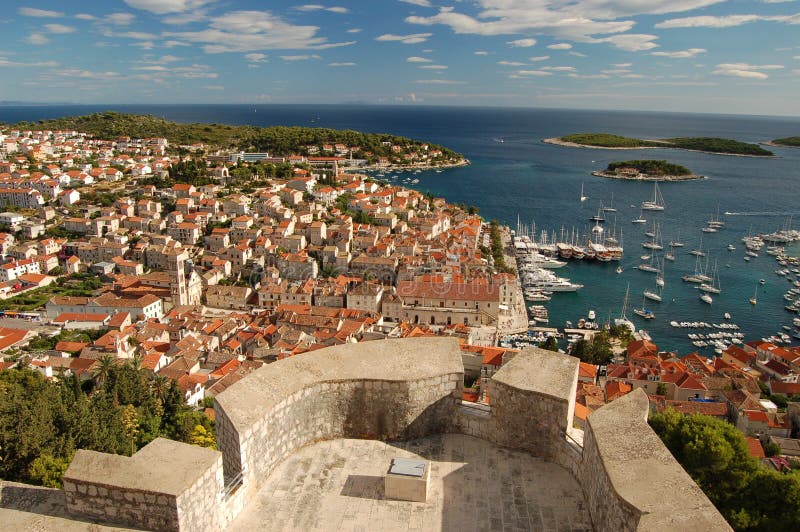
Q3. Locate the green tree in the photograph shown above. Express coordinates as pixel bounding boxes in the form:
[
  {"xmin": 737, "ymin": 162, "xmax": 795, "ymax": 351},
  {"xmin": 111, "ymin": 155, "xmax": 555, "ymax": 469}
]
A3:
[
  {"xmin": 538, "ymin": 336, "xmax": 559, "ymax": 352},
  {"xmin": 189, "ymin": 425, "xmax": 217, "ymax": 450},
  {"xmin": 91, "ymin": 354, "xmax": 117, "ymax": 388},
  {"xmin": 29, "ymin": 454, "xmax": 71, "ymax": 488}
]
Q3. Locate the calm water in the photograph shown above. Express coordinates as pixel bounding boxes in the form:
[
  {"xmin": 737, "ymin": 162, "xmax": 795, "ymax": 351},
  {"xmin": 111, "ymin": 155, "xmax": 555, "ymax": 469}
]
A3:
[{"xmin": 4, "ymin": 104, "xmax": 800, "ymax": 353}]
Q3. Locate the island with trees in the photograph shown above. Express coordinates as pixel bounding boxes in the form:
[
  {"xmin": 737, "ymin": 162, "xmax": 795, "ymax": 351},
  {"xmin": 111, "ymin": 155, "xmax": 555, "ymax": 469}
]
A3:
[
  {"xmin": 10, "ymin": 111, "xmax": 468, "ymax": 169},
  {"xmin": 769, "ymin": 136, "xmax": 800, "ymax": 147},
  {"xmin": 544, "ymin": 132, "xmax": 775, "ymax": 157},
  {"xmin": 592, "ymin": 159, "xmax": 701, "ymax": 181}
]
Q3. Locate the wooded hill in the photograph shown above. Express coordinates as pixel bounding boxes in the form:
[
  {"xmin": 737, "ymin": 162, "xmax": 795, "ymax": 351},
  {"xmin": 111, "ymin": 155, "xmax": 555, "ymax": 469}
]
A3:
[{"xmin": 10, "ymin": 111, "xmax": 462, "ymax": 160}]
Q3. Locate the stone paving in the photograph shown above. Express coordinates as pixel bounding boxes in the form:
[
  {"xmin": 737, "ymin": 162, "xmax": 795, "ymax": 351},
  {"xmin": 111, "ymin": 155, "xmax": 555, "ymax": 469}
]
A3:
[{"xmin": 229, "ymin": 434, "xmax": 593, "ymax": 532}]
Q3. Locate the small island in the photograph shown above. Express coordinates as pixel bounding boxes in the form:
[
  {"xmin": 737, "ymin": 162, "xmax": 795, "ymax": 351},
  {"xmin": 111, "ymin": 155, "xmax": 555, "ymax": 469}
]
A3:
[
  {"xmin": 768, "ymin": 136, "xmax": 800, "ymax": 147},
  {"xmin": 592, "ymin": 159, "xmax": 702, "ymax": 181},
  {"xmin": 544, "ymin": 132, "xmax": 775, "ymax": 157}
]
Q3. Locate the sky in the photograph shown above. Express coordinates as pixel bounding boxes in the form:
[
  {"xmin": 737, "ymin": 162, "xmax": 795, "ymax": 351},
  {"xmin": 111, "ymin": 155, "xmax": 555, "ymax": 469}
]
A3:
[{"xmin": 1, "ymin": 1, "xmax": 799, "ymax": 116}]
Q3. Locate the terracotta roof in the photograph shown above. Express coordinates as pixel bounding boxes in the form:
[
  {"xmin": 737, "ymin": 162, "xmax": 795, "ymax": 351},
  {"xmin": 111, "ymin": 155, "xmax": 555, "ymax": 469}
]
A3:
[{"xmin": 745, "ymin": 437, "xmax": 766, "ymax": 459}]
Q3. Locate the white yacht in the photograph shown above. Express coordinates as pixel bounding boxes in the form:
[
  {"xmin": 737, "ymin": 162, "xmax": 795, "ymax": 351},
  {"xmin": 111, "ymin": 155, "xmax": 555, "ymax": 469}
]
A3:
[{"xmin": 641, "ymin": 182, "xmax": 666, "ymax": 211}]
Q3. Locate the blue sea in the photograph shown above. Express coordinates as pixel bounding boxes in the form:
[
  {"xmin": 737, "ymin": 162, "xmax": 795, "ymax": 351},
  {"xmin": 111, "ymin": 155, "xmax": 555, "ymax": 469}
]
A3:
[{"xmin": 3, "ymin": 104, "xmax": 800, "ymax": 354}]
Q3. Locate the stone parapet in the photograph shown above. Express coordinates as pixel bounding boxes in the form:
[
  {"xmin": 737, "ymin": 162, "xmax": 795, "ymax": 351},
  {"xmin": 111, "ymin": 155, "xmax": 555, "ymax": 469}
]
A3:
[
  {"xmin": 579, "ymin": 389, "xmax": 732, "ymax": 531},
  {"xmin": 63, "ymin": 438, "xmax": 223, "ymax": 531},
  {"xmin": 214, "ymin": 337, "xmax": 464, "ymax": 495}
]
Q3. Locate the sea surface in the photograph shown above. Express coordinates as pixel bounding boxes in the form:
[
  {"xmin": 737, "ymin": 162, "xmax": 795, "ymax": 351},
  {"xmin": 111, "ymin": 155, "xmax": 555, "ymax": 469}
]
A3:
[{"xmin": 3, "ymin": 104, "xmax": 800, "ymax": 354}]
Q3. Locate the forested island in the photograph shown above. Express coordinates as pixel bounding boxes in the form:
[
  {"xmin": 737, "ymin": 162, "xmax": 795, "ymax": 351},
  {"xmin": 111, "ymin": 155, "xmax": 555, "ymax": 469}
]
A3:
[
  {"xmin": 592, "ymin": 159, "xmax": 700, "ymax": 181},
  {"xmin": 545, "ymin": 132, "xmax": 775, "ymax": 157},
  {"xmin": 9, "ymin": 111, "xmax": 465, "ymax": 167},
  {"xmin": 770, "ymin": 136, "xmax": 800, "ymax": 147}
]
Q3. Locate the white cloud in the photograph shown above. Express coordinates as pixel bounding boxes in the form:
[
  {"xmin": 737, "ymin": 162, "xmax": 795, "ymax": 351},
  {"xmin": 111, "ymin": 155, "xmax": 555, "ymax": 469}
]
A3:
[
  {"xmin": 280, "ymin": 54, "xmax": 322, "ymax": 61},
  {"xmin": 18, "ymin": 7, "xmax": 63, "ymax": 17},
  {"xmin": 530, "ymin": 55, "xmax": 550, "ymax": 61},
  {"xmin": 296, "ymin": 5, "xmax": 350, "ymax": 14},
  {"xmin": 346, "ymin": 28, "xmax": 362, "ymax": 33},
  {"xmin": 515, "ymin": 70, "xmax": 552, "ymax": 76},
  {"xmin": 165, "ymin": 11, "xmax": 356, "ymax": 53},
  {"xmin": 203, "ymin": 85, "xmax": 224, "ymax": 90},
  {"xmin": 407, "ymin": 56, "xmax": 433, "ymax": 63},
  {"xmin": 44, "ymin": 24, "xmax": 76, "ymax": 34},
  {"xmin": 542, "ymin": 66, "xmax": 576, "ymax": 72},
  {"xmin": 612, "ymin": 62, "xmax": 632, "ymax": 67},
  {"xmin": 164, "ymin": 40, "xmax": 190, "ymax": 47},
  {"xmin": 713, "ymin": 62, "xmax": 784, "ymax": 79},
  {"xmin": 651, "ymin": 48, "xmax": 706, "ymax": 58},
  {"xmin": 75, "ymin": 14, "xmax": 97, "ymax": 20},
  {"xmin": 547, "ymin": 43, "xmax": 572, "ymax": 50},
  {"xmin": 474, "ymin": 50, "xmax": 489, "ymax": 55},
  {"xmin": 595, "ymin": 34, "xmax": 659, "ymax": 51},
  {"xmin": 569, "ymin": 51, "xmax": 587, "ymax": 57},
  {"xmin": 420, "ymin": 64, "xmax": 447, "ymax": 69},
  {"xmin": 400, "ymin": 0, "xmax": 432, "ymax": 6},
  {"xmin": 508, "ymin": 38, "xmax": 537, "ymax": 47},
  {"xmin": 56, "ymin": 68, "xmax": 122, "ymax": 79},
  {"xmin": 656, "ymin": 13, "xmax": 800, "ymax": 29},
  {"xmin": 245, "ymin": 53, "xmax": 268, "ymax": 63},
  {"xmin": 26, "ymin": 33, "xmax": 49, "ymax": 45},
  {"xmin": 414, "ymin": 79, "xmax": 466, "ymax": 84},
  {"xmin": 328, "ymin": 62, "xmax": 356, "ymax": 66},
  {"xmin": 0, "ymin": 57, "xmax": 59, "ymax": 67},
  {"xmin": 124, "ymin": 0, "xmax": 212, "ymax": 15},
  {"xmin": 106, "ymin": 13, "xmax": 136, "ymax": 25},
  {"xmin": 498, "ymin": 60, "xmax": 526, "ymax": 66},
  {"xmin": 376, "ymin": 33, "xmax": 433, "ymax": 44}
]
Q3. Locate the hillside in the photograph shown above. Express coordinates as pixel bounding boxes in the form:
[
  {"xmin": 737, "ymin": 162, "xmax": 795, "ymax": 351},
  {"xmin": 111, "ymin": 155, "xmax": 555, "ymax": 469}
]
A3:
[
  {"xmin": 554, "ymin": 132, "xmax": 774, "ymax": 156},
  {"xmin": 9, "ymin": 111, "xmax": 462, "ymax": 162}
]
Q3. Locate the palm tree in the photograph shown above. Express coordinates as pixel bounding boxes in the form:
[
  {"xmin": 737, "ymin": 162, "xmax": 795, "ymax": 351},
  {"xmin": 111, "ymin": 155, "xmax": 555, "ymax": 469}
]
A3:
[
  {"xmin": 150, "ymin": 374, "xmax": 170, "ymax": 405},
  {"xmin": 128, "ymin": 352, "xmax": 144, "ymax": 373},
  {"xmin": 91, "ymin": 354, "xmax": 116, "ymax": 389}
]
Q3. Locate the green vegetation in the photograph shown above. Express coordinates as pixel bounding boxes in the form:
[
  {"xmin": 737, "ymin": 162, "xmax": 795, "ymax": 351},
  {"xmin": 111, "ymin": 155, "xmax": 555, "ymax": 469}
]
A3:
[
  {"xmin": 561, "ymin": 133, "xmax": 658, "ymax": 148},
  {"xmin": 0, "ymin": 366, "xmax": 213, "ymax": 488},
  {"xmin": 664, "ymin": 137, "xmax": 773, "ymax": 156},
  {"xmin": 559, "ymin": 132, "xmax": 774, "ymax": 156},
  {"xmin": 13, "ymin": 111, "xmax": 462, "ymax": 162},
  {"xmin": 772, "ymin": 136, "xmax": 800, "ymax": 147},
  {"xmin": 569, "ymin": 330, "xmax": 614, "ymax": 365},
  {"xmin": 650, "ymin": 409, "xmax": 800, "ymax": 530},
  {"xmin": 0, "ymin": 273, "xmax": 104, "ymax": 311},
  {"xmin": 488, "ymin": 220, "xmax": 513, "ymax": 273},
  {"xmin": 606, "ymin": 159, "xmax": 692, "ymax": 176}
]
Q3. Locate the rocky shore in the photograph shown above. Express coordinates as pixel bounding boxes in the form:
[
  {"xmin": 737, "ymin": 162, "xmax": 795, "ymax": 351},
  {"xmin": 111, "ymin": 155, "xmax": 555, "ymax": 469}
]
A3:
[{"xmin": 591, "ymin": 170, "xmax": 704, "ymax": 182}]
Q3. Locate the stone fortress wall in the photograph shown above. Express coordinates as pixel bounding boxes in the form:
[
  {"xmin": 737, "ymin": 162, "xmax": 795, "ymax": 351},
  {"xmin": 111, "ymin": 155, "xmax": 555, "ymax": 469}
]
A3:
[{"xmin": 59, "ymin": 337, "xmax": 731, "ymax": 531}]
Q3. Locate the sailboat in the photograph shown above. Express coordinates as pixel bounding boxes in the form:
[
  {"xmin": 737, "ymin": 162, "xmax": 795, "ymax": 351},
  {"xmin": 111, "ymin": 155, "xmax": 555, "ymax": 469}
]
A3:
[
  {"xmin": 633, "ymin": 295, "xmax": 656, "ymax": 319},
  {"xmin": 614, "ymin": 284, "xmax": 636, "ymax": 331},
  {"xmin": 700, "ymin": 293, "xmax": 713, "ymax": 305},
  {"xmin": 632, "ymin": 208, "xmax": 647, "ymax": 224},
  {"xmin": 664, "ymin": 243, "xmax": 676, "ymax": 262},
  {"xmin": 642, "ymin": 222, "xmax": 663, "ymax": 250},
  {"xmin": 689, "ymin": 234, "xmax": 706, "ymax": 257},
  {"xmin": 669, "ymin": 229, "xmax": 685, "ymax": 248},
  {"xmin": 641, "ymin": 182, "xmax": 665, "ymax": 211},
  {"xmin": 699, "ymin": 259, "xmax": 721, "ymax": 294},
  {"xmin": 603, "ymin": 193, "xmax": 617, "ymax": 213},
  {"xmin": 580, "ymin": 182, "xmax": 588, "ymax": 202},
  {"xmin": 750, "ymin": 284, "xmax": 758, "ymax": 305}
]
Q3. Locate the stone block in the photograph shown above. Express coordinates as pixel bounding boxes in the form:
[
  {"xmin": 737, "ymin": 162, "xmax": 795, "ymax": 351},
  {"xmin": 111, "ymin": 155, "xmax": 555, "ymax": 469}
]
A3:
[{"xmin": 384, "ymin": 458, "xmax": 430, "ymax": 503}]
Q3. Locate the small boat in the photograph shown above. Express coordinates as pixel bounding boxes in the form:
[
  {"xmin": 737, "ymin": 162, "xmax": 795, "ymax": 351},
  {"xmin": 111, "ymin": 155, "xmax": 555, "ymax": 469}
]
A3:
[
  {"xmin": 724, "ymin": 312, "xmax": 731, "ymax": 320},
  {"xmin": 727, "ymin": 244, "xmax": 735, "ymax": 251},
  {"xmin": 641, "ymin": 182, "xmax": 665, "ymax": 211},
  {"xmin": 580, "ymin": 182, "xmax": 588, "ymax": 202},
  {"xmin": 750, "ymin": 284, "xmax": 758, "ymax": 305},
  {"xmin": 744, "ymin": 256, "xmax": 751, "ymax": 262},
  {"xmin": 701, "ymin": 226, "xmax": 718, "ymax": 233},
  {"xmin": 644, "ymin": 290, "xmax": 662, "ymax": 302},
  {"xmin": 616, "ymin": 265, "xmax": 623, "ymax": 274},
  {"xmin": 700, "ymin": 293, "xmax": 713, "ymax": 305},
  {"xmin": 760, "ymin": 279, "xmax": 766, "ymax": 285}
]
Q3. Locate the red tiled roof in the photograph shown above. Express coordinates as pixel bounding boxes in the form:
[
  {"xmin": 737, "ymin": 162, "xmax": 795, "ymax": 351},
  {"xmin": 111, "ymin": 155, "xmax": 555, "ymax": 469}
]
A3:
[{"xmin": 745, "ymin": 437, "xmax": 766, "ymax": 459}]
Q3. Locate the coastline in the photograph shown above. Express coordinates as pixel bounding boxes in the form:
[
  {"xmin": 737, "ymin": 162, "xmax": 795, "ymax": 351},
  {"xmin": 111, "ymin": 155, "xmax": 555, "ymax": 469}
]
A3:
[
  {"xmin": 543, "ymin": 137, "xmax": 778, "ymax": 158},
  {"xmin": 762, "ymin": 141, "xmax": 800, "ymax": 148},
  {"xmin": 591, "ymin": 170, "xmax": 704, "ymax": 182},
  {"xmin": 340, "ymin": 157, "xmax": 471, "ymax": 172}
]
